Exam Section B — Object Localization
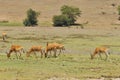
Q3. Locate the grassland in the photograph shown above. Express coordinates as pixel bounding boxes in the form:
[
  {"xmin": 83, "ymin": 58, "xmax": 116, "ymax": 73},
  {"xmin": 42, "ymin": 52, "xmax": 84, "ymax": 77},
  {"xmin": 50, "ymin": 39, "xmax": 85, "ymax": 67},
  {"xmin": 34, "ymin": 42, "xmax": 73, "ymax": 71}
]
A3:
[
  {"xmin": 1, "ymin": 0, "xmax": 120, "ymax": 80},
  {"xmin": 1, "ymin": 54, "xmax": 120, "ymax": 80},
  {"xmin": 0, "ymin": 27, "xmax": 120, "ymax": 80}
]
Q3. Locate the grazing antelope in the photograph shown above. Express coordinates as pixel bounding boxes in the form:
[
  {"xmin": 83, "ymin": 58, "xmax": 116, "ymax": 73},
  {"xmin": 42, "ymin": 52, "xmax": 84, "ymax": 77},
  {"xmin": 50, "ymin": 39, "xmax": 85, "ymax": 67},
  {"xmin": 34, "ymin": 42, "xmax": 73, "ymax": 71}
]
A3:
[
  {"xmin": 91, "ymin": 47, "xmax": 110, "ymax": 60},
  {"xmin": 53, "ymin": 42, "xmax": 65, "ymax": 56},
  {"xmin": 2, "ymin": 32, "xmax": 7, "ymax": 41},
  {"xmin": 26, "ymin": 45, "xmax": 44, "ymax": 58},
  {"xmin": 45, "ymin": 42, "xmax": 65, "ymax": 58},
  {"xmin": 6, "ymin": 44, "xmax": 25, "ymax": 59}
]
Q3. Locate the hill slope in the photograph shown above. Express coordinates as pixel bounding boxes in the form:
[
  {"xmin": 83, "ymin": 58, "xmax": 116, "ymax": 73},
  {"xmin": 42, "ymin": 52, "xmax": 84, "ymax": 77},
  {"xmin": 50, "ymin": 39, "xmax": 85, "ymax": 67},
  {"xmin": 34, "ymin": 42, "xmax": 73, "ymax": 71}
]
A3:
[{"xmin": 0, "ymin": 0, "xmax": 120, "ymax": 27}]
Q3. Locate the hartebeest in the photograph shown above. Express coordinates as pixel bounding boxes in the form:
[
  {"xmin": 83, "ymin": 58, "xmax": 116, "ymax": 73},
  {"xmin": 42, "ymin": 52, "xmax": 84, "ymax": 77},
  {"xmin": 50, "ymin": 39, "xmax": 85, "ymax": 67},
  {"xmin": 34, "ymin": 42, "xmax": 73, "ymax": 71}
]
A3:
[
  {"xmin": 91, "ymin": 47, "xmax": 110, "ymax": 60},
  {"xmin": 2, "ymin": 32, "xmax": 7, "ymax": 41},
  {"xmin": 45, "ymin": 42, "xmax": 57, "ymax": 58},
  {"xmin": 6, "ymin": 44, "xmax": 25, "ymax": 59},
  {"xmin": 45, "ymin": 42, "xmax": 65, "ymax": 58},
  {"xmin": 26, "ymin": 45, "xmax": 44, "ymax": 58},
  {"xmin": 53, "ymin": 42, "xmax": 65, "ymax": 56}
]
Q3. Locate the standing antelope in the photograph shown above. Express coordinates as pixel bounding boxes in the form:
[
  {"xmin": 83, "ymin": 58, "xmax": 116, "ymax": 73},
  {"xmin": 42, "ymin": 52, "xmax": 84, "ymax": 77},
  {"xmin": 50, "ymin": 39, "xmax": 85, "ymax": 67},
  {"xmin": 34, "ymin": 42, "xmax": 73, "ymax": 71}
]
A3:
[
  {"xmin": 6, "ymin": 44, "xmax": 25, "ymax": 59},
  {"xmin": 91, "ymin": 47, "xmax": 110, "ymax": 60},
  {"xmin": 26, "ymin": 45, "xmax": 44, "ymax": 58},
  {"xmin": 2, "ymin": 32, "xmax": 7, "ymax": 41}
]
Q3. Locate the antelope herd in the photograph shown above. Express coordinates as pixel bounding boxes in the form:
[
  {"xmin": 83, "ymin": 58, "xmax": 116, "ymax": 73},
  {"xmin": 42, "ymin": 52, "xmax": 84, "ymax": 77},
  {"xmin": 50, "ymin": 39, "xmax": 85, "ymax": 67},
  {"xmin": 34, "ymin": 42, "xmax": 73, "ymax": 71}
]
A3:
[
  {"xmin": 1, "ymin": 32, "xmax": 111, "ymax": 60},
  {"xmin": 6, "ymin": 43, "xmax": 110, "ymax": 60},
  {"xmin": 6, "ymin": 42, "xmax": 65, "ymax": 59}
]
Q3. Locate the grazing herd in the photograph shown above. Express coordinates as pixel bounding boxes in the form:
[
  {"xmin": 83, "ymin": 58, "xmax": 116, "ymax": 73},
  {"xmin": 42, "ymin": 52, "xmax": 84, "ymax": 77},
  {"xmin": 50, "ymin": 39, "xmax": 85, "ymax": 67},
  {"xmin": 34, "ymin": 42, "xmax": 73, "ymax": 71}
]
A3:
[
  {"xmin": 2, "ymin": 32, "xmax": 110, "ymax": 60},
  {"xmin": 6, "ymin": 42, "xmax": 65, "ymax": 59},
  {"xmin": 6, "ymin": 43, "xmax": 110, "ymax": 60}
]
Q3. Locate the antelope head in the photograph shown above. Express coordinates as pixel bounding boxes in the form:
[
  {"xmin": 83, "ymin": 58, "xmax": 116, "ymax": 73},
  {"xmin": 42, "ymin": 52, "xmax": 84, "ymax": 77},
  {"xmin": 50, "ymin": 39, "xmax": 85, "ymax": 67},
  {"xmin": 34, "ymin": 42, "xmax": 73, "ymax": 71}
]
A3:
[{"xmin": 6, "ymin": 50, "xmax": 10, "ymax": 58}]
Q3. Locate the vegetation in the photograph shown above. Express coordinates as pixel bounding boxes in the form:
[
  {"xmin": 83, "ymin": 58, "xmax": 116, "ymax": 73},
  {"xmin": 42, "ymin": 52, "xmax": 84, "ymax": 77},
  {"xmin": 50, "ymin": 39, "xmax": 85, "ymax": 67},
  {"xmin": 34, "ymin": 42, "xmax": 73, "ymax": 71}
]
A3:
[
  {"xmin": 61, "ymin": 5, "xmax": 81, "ymax": 25},
  {"xmin": 53, "ymin": 5, "xmax": 81, "ymax": 27},
  {"xmin": 118, "ymin": 5, "xmax": 120, "ymax": 20},
  {"xmin": 23, "ymin": 8, "xmax": 40, "ymax": 26},
  {"xmin": 0, "ymin": 26, "xmax": 120, "ymax": 79},
  {"xmin": 1, "ymin": 54, "xmax": 120, "ymax": 80},
  {"xmin": 53, "ymin": 15, "xmax": 71, "ymax": 26},
  {"xmin": 0, "ymin": 21, "xmax": 23, "ymax": 26}
]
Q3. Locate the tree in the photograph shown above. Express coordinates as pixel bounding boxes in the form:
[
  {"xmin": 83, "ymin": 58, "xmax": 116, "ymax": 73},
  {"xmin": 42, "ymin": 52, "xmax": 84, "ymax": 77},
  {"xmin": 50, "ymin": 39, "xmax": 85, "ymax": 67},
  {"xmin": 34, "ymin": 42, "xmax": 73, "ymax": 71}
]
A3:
[
  {"xmin": 61, "ymin": 5, "xmax": 81, "ymax": 24},
  {"xmin": 23, "ymin": 8, "xmax": 40, "ymax": 26},
  {"xmin": 52, "ymin": 5, "xmax": 81, "ymax": 27},
  {"xmin": 118, "ymin": 6, "xmax": 120, "ymax": 20}
]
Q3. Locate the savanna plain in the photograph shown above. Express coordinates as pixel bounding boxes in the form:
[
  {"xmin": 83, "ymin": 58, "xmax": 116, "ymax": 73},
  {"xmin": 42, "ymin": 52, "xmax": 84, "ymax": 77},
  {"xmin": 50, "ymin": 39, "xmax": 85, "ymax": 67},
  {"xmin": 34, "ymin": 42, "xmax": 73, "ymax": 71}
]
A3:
[
  {"xmin": 0, "ymin": 26, "xmax": 120, "ymax": 80},
  {"xmin": 1, "ymin": 0, "xmax": 120, "ymax": 80}
]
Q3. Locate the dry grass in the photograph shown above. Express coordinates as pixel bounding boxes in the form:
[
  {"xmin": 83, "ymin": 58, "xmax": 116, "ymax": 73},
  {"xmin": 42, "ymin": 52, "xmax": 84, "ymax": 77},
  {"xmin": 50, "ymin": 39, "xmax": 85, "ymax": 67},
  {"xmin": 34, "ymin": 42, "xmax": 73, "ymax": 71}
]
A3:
[{"xmin": 0, "ymin": 0, "xmax": 120, "ymax": 27}]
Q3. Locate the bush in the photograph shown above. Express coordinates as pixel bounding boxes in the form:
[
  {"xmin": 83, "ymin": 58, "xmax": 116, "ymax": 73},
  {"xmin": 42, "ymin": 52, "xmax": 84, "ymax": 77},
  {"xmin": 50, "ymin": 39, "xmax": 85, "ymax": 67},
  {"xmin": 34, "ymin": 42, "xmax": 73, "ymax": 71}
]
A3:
[
  {"xmin": 23, "ymin": 8, "xmax": 40, "ymax": 26},
  {"xmin": 53, "ymin": 15, "xmax": 71, "ymax": 26},
  {"xmin": 53, "ymin": 5, "xmax": 81, "ymax": 27},
  {"xmin": 23, "ymin": 19, "xmax": 31, "ymax": 26}
]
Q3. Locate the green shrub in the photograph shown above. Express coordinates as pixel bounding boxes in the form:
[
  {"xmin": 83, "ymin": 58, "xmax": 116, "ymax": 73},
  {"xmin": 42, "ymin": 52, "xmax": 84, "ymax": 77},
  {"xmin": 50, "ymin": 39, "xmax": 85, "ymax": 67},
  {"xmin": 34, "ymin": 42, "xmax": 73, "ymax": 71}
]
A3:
[
  {"xmin": 53, "ymin": 15, "xmax": 71, "ymax": 26},
  {"xmin": 23, "ymin": 8, "xmax": 40, "ymax": 26},
  {"xmin": 53, "ymin": 5, "xmax": 81, "ymax": 27}
]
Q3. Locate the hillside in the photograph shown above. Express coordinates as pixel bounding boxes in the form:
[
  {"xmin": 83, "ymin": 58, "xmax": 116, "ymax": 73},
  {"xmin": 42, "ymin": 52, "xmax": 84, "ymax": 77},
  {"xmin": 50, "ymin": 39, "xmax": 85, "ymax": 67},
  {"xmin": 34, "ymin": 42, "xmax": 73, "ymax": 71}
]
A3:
[{"xmin": 0, "ymin": 0, "xmax": 120, "ymax": 27}]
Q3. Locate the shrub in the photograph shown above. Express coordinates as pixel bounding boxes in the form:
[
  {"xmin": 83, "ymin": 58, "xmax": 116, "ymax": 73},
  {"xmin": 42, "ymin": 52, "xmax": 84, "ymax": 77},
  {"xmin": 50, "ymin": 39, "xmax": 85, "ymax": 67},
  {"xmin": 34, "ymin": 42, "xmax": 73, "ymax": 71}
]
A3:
[
  {"xmin": 53, "ymin": 5, "xmax": 81, "ymax": 27},
  {"xmin": 53, "ymin": 15, "xmax": 71, "ymax": 26},
  {"xmin": 23, "ymin": 8, "xmax": 40, "ymax": 26}
]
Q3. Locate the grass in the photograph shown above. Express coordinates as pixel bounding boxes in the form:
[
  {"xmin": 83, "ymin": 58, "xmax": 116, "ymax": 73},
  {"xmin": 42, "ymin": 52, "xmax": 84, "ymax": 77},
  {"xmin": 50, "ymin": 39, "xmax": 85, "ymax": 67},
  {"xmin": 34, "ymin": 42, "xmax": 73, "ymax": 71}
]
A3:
[
  {"xmin": 39, "ymin": 21, "xmax": 53, "ymax": 27},
  {"xmin": 0, "ymin": 21, "xmax": 52, "ymax": 27},
  {"xmin": 0, "ymin": 54, "xmax": 120, "ymax": 80},
  {"xmin": 0, "ymin": 22, "xmax": 23, "ymax": 26},
  {"xmin": 0, "ymin": 27, "xmax": 120, "ymax": 79}
]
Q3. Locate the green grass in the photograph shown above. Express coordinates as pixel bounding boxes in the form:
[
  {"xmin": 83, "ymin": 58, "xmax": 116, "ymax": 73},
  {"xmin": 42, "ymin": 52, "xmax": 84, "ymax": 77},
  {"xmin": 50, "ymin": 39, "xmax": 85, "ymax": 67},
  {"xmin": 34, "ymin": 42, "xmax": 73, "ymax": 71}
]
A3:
[
  {"xmin": 0, "ymin": 21, "xmax": 52, "ymax": 27},
  {"xmin": 0, "ymin": 22, "xmax": 23, "ymax": 26},
  {"xmin": 39, "ymin": 21, "xmax": 52, "ymax": 27},
  {"xmin": 0, "ymin": 27, "xmax": 120, "ymax": 79},
  {"xmin": 0, "ymin": 54, "xmax": 120, "ymax": 80}
]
